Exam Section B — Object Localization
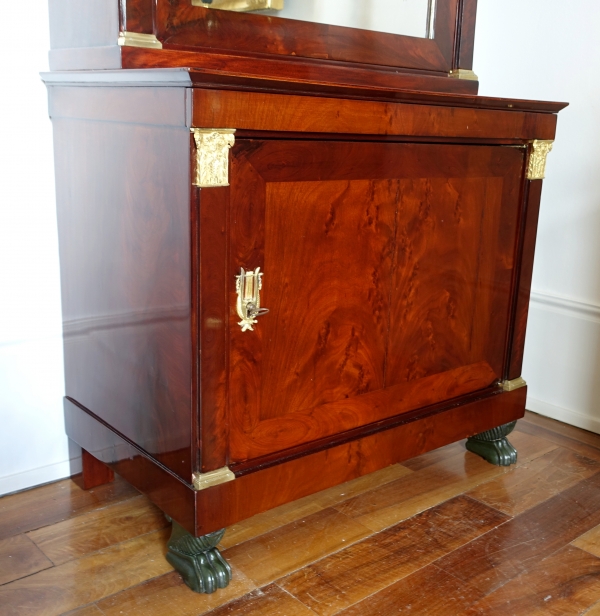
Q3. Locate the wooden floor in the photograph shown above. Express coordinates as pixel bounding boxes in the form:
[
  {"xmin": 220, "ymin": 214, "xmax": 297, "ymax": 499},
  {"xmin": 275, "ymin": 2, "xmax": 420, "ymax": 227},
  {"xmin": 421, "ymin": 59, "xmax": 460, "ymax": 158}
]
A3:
[{"xmin": 4, "ymin": 412, "xmax": 600, "ymax": 615}]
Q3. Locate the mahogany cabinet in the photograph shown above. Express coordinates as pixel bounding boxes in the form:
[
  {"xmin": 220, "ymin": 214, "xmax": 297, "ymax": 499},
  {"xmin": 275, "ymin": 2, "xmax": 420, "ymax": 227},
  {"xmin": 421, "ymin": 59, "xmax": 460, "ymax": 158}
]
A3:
[{"xmin": 44, "ymin": 0, "xmax": 566, "ymax": 594}]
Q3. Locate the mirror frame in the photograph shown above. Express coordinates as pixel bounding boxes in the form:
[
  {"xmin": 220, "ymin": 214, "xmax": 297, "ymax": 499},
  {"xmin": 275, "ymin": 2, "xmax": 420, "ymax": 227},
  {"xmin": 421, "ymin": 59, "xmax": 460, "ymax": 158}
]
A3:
[{"xmin": 121, "ymin": 0, "xmax": 477, "ymax": 77}]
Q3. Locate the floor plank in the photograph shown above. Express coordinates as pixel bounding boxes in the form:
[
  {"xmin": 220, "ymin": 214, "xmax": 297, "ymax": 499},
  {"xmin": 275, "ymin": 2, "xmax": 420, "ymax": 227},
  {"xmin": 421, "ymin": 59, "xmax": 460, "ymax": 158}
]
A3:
[
  {"xmin": 203, "ymin": 584, "xmax": 316, "ymax": 616},
  {"xmin": 400, "ymin": 440, "xmax": 467, "ymax": 472},
  {"xmin": 224, "ymin": 507, "xmax": 372, "ymax": 587},
  {"xmin": 221, "ymin": 463, "xmax": 412, "ymax": 549},
  {"xmin": 278, "ymin": 495, "xmax": 507, "ymax": 616},
  {"xmin": 0, "ymin": 528, "xmax": 171, "ymax": 616},
  {"xmin": 335, "ymin": 563, "xmax": 484, "ymax": 616},
  {"xmin": 0, "ymin": 534, "xmax": 53, "ymax": 585},
  {"xmin": 334, "ymin": 430, "xmax": 555, "ymax": 532},
  {"xmin": 61, "ymin": 605, "xmax": 106, "ymax": 616},
  {"xmin": 584, "ymin": 600, "xmax": 600, "ymax": 615},
  {"xmin": 573, "ymin": 522, "xmax": 600, "ymax": 558},
  {"xmin": 516, "ymin": 420, "xmax": 600, "ymax": 463},
  {"xmin": 464, "ymin": 545, "xmax": 600, "ymax": 615},
  {"xmin": 466, "ymin": 446, "xmax": 600, "ymax": 516},
  {"xmin": 28, "ymin": 495, "xmax": 169, "ymax": 565},
  {"xmin": 524, "ymin": 411, "xmax": 600, "ymax": 451},
  {"xmin": 0, "ymin": 476, "xmax": 138, "ymax": 541},
  {"xmin": 436, "ymin": 472, "xmax": 600, "ymax": 595},
  {"xmin": 97, "ymin": 569, "xmax": 256, "ymax": 616}
]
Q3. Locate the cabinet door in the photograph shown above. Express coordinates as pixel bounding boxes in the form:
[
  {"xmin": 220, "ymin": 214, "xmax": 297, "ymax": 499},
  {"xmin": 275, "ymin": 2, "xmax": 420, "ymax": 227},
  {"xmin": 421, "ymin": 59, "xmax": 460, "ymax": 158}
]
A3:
[{"xmin": 228, "ymin": 140, "xmax": 524, "ymax": 462}]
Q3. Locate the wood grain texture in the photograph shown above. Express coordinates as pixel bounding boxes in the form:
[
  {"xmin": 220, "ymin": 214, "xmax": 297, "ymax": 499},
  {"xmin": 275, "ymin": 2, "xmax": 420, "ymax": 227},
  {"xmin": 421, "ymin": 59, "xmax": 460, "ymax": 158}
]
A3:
[
  {"xmin": 259, "ymin": 179, "xmax": 396, "ymax": 416},
  {"xmin": 27, "ymin": 495, "xmax": 169, "ymax": 565},
  {"xmin": 401, "ymin": 439, "xmax": 466, "ymax": 471},
  {"xmin": 228, "ymin": 140, "xmax": 523, "ymax": 461},
  {"xmin": 220, "ymin": 464, "xmax": 412, "ymax": 549},
  {"xmin": 62, "ymin": 605, "xmax": 106, "ymax": 616},
  {"xmin": 573, "ymin": 523, "xmax": 600, "ymax": 558},
  {"xmin": 336, "ymin": 563, "xmax": 484, "ymax": 616},
  {"xmin": 279, "ymin": 496, "xmax": 507, "ymax": 616},
  {"xmin": 195, "ymin": 389, "xmax": 526, "ymax": 534},
  {"xmin": 436, "ymin": 471, "xmax": 600, "ymax": 595},
  {"xmin": 464, "ymin": 545, "xmax": 600, "ymax": 615},
  {"xmin": 97, "ymin": 569, "xmax": 256, "ymax": 616},
  {"xmin": 224, "ymin": 508, "xmax": 372, "ymax": 586},
  {"xmin": 524, "ymin": 410, "xmax": 600, "ymax": 452},
  {"xmin": 584, "ymin": 600, "xmax": 600, "ymax": 615},
  {"xmin": 516, "ymin": 417, "xmax": 600, "ymax": 463},
  {"xmin": 385, "ymin": 176, "xmax": 510, "ymax": 386},
  {"xmin": 81, "ymin": 449, "xmax": 114, "ymax": 490},
  {"xmin": 0, "ymin": 534, "xmax": 53, "ymax": 585},
  {"xmin": 334, "ymin": 429, "xmax": 554, "ymax": 532},
  {"xmin": 0, "ymin": 475, "xmax": 138, "ymax": 541},
  {"xmin": 193, "ymin": 89, "xmax": 558, "ymax": 140},
  {"xmin": 203, "ymin": 583, "xmax": 316, "ymax": 616},
  {"xmin": 0, "ymin": 529, "xmax": 171, "ymax": 616},
  {"xmin": 466, "ymin": 446, "xmax": 600, "ymax": 516}
]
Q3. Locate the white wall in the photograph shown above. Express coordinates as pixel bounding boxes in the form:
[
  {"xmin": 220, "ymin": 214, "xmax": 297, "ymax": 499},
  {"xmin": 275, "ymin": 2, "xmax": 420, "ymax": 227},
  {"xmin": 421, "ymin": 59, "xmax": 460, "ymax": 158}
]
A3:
[
  {"xmin": 474, "ymin": 1, "xmax": 600, "ymax": 433},
  {"xmin": 1, "ymin": 0, "xmax": 599, "ymax": 496},
  {"xmin": 0, "ymin": 2, "xmax": 78, "ymax": 496}
]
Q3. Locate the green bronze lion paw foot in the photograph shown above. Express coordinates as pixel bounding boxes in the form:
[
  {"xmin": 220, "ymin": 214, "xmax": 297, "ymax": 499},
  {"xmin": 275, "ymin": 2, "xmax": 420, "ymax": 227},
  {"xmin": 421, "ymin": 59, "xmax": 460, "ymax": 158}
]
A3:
[
  {"xmin": 166, "ymin": 522, "xmax": 232, "ymax": 593},
  {"xmin": 466, "ymin": 420, "xmax": 518, "ymax": 466}
]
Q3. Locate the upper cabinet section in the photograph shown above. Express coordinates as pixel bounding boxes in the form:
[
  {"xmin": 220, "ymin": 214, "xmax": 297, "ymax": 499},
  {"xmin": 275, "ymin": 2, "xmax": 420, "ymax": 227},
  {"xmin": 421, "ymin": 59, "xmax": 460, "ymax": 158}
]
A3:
[{"xmin": 48, "ymin": 0, "xmax": 479, "ymax": 95}]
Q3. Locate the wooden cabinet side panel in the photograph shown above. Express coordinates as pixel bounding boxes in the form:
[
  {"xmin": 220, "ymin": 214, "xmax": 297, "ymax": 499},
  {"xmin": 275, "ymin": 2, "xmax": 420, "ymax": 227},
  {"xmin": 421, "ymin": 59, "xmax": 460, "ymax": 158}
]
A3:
[
  {"xmin": 53, "ymin": 112, "xmax": 194, "ymax": 481},
  {"xmin": 507, "ymin": 180, "xmax": 544, "ymax": 379}
]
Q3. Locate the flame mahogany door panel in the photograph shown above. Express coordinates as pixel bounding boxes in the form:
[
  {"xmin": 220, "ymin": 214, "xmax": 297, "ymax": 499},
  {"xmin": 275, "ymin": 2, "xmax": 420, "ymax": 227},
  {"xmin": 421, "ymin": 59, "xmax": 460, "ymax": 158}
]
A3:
[{"xmin": 228, "ymin": 140, "xmax": 525, "ymax": 463}]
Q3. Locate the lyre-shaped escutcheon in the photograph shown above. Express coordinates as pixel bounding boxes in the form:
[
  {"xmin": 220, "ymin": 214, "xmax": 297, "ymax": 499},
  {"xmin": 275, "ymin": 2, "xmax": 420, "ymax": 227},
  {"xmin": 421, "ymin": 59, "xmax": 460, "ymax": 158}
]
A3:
[{"xmin": 236, "ymin": 267, "xmax": 269, "ymax": 332}]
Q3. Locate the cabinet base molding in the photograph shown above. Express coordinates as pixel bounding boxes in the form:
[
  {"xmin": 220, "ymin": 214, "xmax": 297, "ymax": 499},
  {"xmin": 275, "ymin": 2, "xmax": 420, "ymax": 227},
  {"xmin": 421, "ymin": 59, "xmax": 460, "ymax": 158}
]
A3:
[
  {"xmin": 65, "ymin": 387, "xmax": 526, "ymax": 538},
  {"xmin": 465, "ymin": 421, "xmax": 518, "ymax": 466},
  {"xmin": 166, "ymin": 521, "xmax": 232, "ymax": 593}
]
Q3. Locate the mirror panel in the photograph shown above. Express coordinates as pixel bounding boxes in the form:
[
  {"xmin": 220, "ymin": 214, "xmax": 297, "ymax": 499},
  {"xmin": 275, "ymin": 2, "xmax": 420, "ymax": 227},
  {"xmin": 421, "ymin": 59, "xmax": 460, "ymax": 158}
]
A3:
[{"xmin": 196, "ymin": 0, "xmax": 436, "ymax": 39}]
